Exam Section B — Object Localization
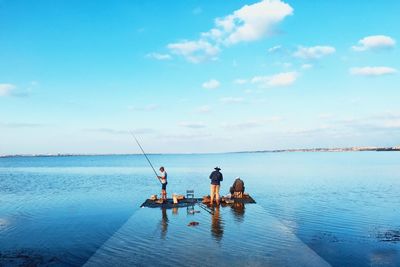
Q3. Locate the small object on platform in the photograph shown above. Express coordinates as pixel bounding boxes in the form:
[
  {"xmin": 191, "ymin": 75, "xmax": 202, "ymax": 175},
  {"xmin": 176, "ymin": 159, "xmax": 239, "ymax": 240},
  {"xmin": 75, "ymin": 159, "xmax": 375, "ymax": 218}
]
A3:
[
  {"xmin": 186, "ymin": 190, "xmax": 194, "ymax": 198},
  {"xmin": 188, "ymin": 221, "xmax": 199, "ymax": 226},
  {"xmin": 155, "ymin": 199, "xmax": 164, "ymax": 204},
  {"xmin": 150, "ymin": 195, "xmax": 157, "ymax": 201},
  {"xmin": 172, "ymin": 194, "xmax": 179, "ymax": 204},
  {"xmin": 202, "ymin": 195, "xmax": 211, "ymax": 203},
  {"xmin": 233, "ymin": 192, "xmax": 243, "ymax": 199}
]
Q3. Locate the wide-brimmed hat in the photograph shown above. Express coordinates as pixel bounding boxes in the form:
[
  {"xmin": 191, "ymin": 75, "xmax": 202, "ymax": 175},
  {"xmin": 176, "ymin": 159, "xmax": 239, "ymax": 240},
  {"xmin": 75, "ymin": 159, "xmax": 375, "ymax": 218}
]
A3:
[{"xmin": 214, "ymin": 167, "xmax": 221, "ymax": 170}]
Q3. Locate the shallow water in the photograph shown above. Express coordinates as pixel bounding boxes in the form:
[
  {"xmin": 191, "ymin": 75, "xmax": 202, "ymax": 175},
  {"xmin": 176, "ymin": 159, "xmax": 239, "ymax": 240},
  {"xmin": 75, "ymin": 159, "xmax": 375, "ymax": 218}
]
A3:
[{"xmin": 1, "ymin": 152, "xmax": 400, "ymax": 266}]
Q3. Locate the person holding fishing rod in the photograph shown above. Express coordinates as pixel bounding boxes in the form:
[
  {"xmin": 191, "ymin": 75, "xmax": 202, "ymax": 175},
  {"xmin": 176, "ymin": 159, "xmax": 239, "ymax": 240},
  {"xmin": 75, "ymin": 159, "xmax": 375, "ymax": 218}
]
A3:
[
  {"xmin": 131, "ymin": 132, "xmax": 167, "ymax": 201},
  {"xmin": 158, "ymin": 166, "xmax": 168, "ymax": 201}
]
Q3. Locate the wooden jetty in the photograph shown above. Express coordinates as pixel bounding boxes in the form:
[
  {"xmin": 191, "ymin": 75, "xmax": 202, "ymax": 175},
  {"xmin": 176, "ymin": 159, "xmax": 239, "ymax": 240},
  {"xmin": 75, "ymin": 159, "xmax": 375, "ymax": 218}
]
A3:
[{"xmin": 140, "ymin": 195, "xmax": 256, "ymax": 209}]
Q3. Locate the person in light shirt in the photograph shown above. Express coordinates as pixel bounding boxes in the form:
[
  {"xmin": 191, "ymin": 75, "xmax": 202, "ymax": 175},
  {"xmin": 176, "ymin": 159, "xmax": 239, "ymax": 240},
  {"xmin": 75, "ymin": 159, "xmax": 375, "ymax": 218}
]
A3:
[{"xmin": 158, "ymin": 166, "xmax": 168, "ymax": 200}]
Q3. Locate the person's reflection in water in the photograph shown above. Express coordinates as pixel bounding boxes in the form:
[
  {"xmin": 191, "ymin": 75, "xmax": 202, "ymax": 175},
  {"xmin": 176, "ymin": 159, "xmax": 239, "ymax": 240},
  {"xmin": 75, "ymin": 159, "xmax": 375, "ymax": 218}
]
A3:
[
  {"xmin": 231, "ymin": 202, "xmax": 245, "ymax": 223},
  {"xmin": 160, "ymin": 208, "xmax": 169, "ymax": 239},
  {"xmin": 172, "ymin": 207, "xmax": 178, "ymax": 215},
  {"xmin": 211, "ymin": 206, "xmax": 224, "ymax": 242}
]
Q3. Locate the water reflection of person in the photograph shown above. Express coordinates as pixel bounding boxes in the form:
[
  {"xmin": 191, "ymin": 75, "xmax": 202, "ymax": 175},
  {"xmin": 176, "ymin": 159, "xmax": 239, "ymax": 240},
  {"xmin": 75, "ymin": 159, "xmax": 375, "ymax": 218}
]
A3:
[
  {"xmin": 160, "ymin": 208, "xmax": 169, "ymax": 239},
  {"xmin": 230, "ymin": 202, "xmax": 245, "ymax": 223},
  {"xmin": 211, "ymin": 206, "xmax": 224, "ymax": 242}
]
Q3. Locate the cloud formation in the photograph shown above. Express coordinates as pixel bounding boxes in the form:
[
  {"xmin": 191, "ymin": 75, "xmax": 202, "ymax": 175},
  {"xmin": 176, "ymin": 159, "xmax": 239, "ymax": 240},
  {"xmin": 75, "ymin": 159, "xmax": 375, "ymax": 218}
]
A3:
[
  {"xmin": 350, "ymin": 66, "xmax": 397, "ymax": 76},
  {"xmin": 202, "ymin": 79, "xmax": 220, "ymax": 89},
  {"xmin": 233, "ymin": 79, "xmax": 247, "ymax": 85},
  {"xmin": 0, "ymin": 122, "xmax": 46, "ymax": 128},
  {"xmin": 168, "ymin": 40, "xmax": 220, "ymax": 63},
  {"xmin": 168, "ymin": 0, "xmax": 293, "ymax": 63},
  {"xmin": 222, "ymin": 116, "xmax": 282, "ymax": 130},
  {"xmin": 251, "ymin": 71, "xmax": 298, "ymax": 87},
  {"xmin": 301, "ymin": 64, "xmax": 313, "ymax": 70},
  {"xmin": 268, "ymin": 45, "xmax": 282, "ymax": 53},
  {"xmin": 146, "ymin": 53, "xmax": 172, "ymax": 60},
  {"xmin": 196, "ymin": 105, "xmax": 212, "ymax": 113},
  {"xmin": 0, "ymin": 84, "xmax": 15, "ymax": 96},
  {"xmin": 293, "ymin": 46, "xmax": 336, "ymax": 59},
  {"xmin": 352, "ymin": 35, "xmax": 396, "ymax": 51},
  {"xmin": 85, "ymin": 128, "xmax": 155, "ymax": 135},
  {"xmin": 179, "ymin": 121, "xmax": 206, "ymax": 128}
]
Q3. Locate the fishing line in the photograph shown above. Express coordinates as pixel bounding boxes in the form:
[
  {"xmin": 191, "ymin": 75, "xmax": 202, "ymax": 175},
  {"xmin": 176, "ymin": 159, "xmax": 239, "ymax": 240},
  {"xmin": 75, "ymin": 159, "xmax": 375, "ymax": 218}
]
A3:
[{"xmin": 130, "ymin": 131, "xmax": 161, "ymax": 184}]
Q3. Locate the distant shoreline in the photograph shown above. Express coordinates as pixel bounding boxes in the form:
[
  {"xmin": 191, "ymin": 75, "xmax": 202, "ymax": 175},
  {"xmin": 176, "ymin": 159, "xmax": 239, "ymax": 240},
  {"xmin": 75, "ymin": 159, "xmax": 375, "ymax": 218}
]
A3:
[
  {"xmin": 1, "ymin": 146, "xmax": 399, "ymax": 158},
  {"xmin": 235, "ymin": 146, "xmax": 400, "ymax": 153}
]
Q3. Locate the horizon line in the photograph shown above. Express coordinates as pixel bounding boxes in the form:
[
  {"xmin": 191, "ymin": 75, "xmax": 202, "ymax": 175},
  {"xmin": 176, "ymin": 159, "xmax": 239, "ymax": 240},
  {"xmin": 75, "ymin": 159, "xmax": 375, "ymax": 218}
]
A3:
[{"xmin": 1, "ymin": 145, "xmax": 399, "ymax": 158}]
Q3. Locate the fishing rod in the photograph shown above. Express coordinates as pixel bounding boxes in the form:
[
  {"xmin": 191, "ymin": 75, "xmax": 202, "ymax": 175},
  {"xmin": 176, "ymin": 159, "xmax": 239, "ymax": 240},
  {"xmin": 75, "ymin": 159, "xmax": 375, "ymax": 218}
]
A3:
[{"xmin": 130, "ymin": 131, "xmax": 161, "ymax": 184}]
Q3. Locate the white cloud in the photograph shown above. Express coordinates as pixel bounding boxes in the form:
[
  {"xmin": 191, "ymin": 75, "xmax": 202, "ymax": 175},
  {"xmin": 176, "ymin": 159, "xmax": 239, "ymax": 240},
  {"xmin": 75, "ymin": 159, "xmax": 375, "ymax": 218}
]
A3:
[
  {"xmin": 0, "ymin": 84, "xmax": 15, "ymax": 96},
  {"xmin": 214, "ymin": 0, "xmax": 293, "ymax": 45},
  {"xmin": 167, "ymin": 40, "xmax": 220, "ymax": 63},
  {"xmin": 220, "ymin": 97, "xmax": 244, "ymax": 104},
  {"xmin": 383, "ymin": 119, "xmax": 400, "ymax": 129},
  {"xmin": 196, "ymin": 105, "xmax": 212, "ymax": 113},
  {"xmin": 268, "ymin": 45, "xmax": 282, "ymax": 53},
  {"xmin": 202, "ymin": 79, "xmax": 220, "ymax": 89},
  {"xmin": 352, "ymin": 35, "xmax": 396, "ymax": 51},
  {"xmin": 222, "ymin": 121, "xmax": 264, "ymax": 129},
  {"xmin": 0, "ymin": 122, "xmax": 46, "ymax": 128},
  {"xmin": 85, "ymin": 128, "xmax": 155, "ymax": 135},
  {"xmin": 293, "ymin": 45, "xmax": 336, "ymax": 59},
  {"xmin": 301, "ymin": 64, "xmax": 313, "ymax": 70},
  {"xmin": 350, "ymin": 66, "xmax": 397, "ymax": 76},
  {"xmin": 251, "ymin": 71, "xmax": 298, "ymax": 87},
  {"xmin": 146, "ymin": 52, "xmax": 172, "ymax": 60},
  {"xmin": 233, "ymin": 79, "xmax": 247, "ymax": 85},
  {"xmin": 168, "ymin": 0, "xmax": 293, "ymax": 62},
  {"xmin": 282, "ymin": 62, "xmax": 292, "ymax": 68},
  {"xmin": 222, "ymin": 116, "xmax": 282, "ymax": 129},
  {"xmin": 179, "ymin": 121, "xmax": 206, "ymax": 128}
]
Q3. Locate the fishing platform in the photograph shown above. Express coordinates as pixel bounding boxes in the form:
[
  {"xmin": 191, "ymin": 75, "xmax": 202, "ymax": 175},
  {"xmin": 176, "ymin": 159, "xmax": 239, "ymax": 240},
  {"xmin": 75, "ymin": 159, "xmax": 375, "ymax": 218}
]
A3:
[{"xmin": 140, "ymin": 193, "xmax": 256, "ymax": 209}]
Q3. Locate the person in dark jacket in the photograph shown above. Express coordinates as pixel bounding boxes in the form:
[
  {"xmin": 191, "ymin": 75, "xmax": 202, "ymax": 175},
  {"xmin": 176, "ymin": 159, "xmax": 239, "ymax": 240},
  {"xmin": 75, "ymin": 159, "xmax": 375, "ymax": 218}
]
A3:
[
  {"xmin": 209, "ymin": 167, "xmax": 223, "ymax": 205},
  {"xmin": 230, "ymin": 177, "xmax": 245, "ymax": 197}
]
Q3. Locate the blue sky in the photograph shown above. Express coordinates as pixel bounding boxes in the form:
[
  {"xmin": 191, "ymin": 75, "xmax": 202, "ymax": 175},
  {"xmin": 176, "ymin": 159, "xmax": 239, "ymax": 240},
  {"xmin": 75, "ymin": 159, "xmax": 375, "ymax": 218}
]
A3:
[{"xmin": 1, "ymin": 0, "xmax": 399, "ymax": 154}]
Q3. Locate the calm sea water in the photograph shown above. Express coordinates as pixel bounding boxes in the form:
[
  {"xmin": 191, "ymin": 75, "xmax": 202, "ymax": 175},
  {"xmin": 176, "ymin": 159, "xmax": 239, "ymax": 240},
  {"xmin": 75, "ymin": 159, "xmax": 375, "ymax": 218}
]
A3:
[{"xmin": 1, "ymin": 152, "xmax": 400, "ymax": 266}]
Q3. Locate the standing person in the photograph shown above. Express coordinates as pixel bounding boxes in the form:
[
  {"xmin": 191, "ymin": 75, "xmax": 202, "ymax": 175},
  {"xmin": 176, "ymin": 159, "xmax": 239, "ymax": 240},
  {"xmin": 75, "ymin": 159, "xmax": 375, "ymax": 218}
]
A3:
[
  {"xmin": 209, "ymin": 167, "xmax": 223, "ymax": 205},
  {"xmin": 158, "ymin": 166, "xmax": 167, "ymax": 200}
]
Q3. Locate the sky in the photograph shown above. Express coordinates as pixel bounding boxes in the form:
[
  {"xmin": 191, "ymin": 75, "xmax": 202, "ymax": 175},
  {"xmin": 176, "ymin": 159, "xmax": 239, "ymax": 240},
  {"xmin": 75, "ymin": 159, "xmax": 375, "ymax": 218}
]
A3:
[{"xmin": 0, "ymin": 0, "xmax": 399, "ymax": 155}]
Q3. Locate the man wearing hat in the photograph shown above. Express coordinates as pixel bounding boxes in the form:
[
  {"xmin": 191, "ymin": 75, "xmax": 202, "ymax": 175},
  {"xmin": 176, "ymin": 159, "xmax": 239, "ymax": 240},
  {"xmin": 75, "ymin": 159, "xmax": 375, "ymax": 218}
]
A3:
[{"xmin": 209, "ymin": 167, "xmax": 223, "ymax": 205}]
